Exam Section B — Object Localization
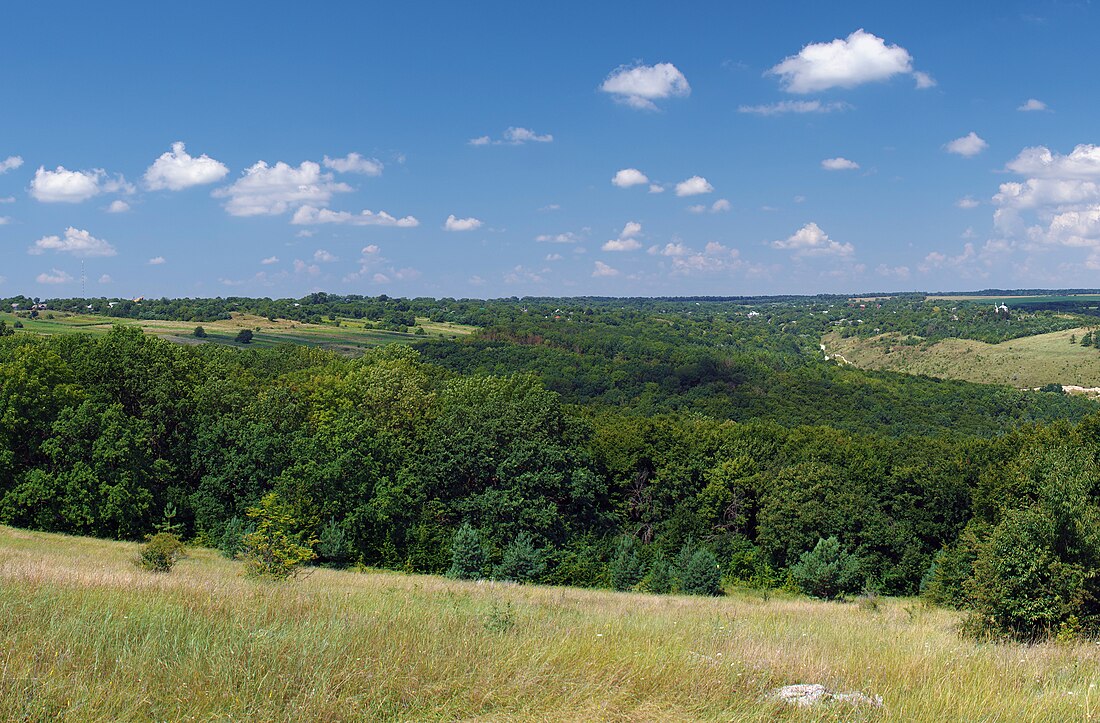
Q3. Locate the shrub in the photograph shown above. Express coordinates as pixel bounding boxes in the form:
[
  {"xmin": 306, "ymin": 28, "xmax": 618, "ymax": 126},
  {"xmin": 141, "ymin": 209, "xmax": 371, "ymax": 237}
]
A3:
[
  {"xmin": 494, "ymin": 532, "xmax": 546, "ymax": 583},
  {"xmin": 447, "ymin": 522, "xmax": 487, "ymax": 580},
  {"xmin": 137, "ymin": 532, "xmax": 185, "ymax": 573},
  {"xmin": 609, "ymin": 535, "xmax": 645, "ymax": 591},
  {"xmin": 640, "ymin": 555, "xmax": 673, "ymax": 594},
  {"xmin": 239, "ymin": 493, "xmax": 316, "ymax": 580},
  {"xmin": 790, "ymin": 536, "xmax": 862, "ymax": 600},
  {"xmin": 316, "ymin": 518, "xmax": 349, "ymax": 567},
  {"xmin": 235, "ymin": 329, "xmax": 253, "ymax": 344},
  {"xmin": 681, "ymin": 548, "xmax": 723, "ymax": 596},
  {"xmin": 218, "ymin": 516, "xmax": 254, "ymax": 559},
  {"xmin": 193, "ymin": 326, "xmax": 207, "ymax": 338},
  {"xmin": 965, "ymin": 509, "xmax": 1089, "ymax": 640}
]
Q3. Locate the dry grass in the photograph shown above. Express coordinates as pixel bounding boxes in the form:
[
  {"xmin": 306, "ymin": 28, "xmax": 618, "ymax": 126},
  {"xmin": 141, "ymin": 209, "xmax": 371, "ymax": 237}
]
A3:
[
  {"xmin": 2, "ymin": 526, "xmax": 1100, "ymax": 721},
  {"xmin": 823, "ymin": 328, "xmax": 1100, "ymax": 391}
]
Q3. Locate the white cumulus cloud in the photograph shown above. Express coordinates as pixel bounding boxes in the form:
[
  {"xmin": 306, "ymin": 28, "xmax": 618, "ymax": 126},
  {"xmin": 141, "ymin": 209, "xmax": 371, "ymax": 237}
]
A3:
[
  {"xmin": 444, "ymin": 214, "xmax": 483, "ymax": 231},
  {"xmin": 737, "ymin": 100, "xmax": 852, "ymax": 115},
  {"xmin": 0, "ymin": 156, "xmax": 23, "ymax": 174},
  {"xmin": 821, "ymin": 157, "xmax": 860, "ymax": 171},
  {"xmin": 602, "ymin": 221, "xmax": 642, "ymax": 251},
  {"xmin": 769, "ymin": 29, "xmax": 925, "ymax": 93},
  {"xmin": 956, "ymin": 196, "xmax": 980, "ymax": 209},
  {"xmin": 612, "ymin": 168, "xmax": 649, "ymax": 188},
  {"xmin": 291, "ymin": 205, "xmax": 419, "ymax": 227},
  {"xmin": 772, "ymin": 222, "xmax": 854, "ymax": 257},
  {"xmin": 592, "ymin": 261, "xmax": 620, "ymax": 277},
  {"xmin": 313, "ymin": 249, "xmax": 337, "ymax": 263},
  {"xmin": 536, "ymin": 231, "xmax": 582, "ymax": 244},
  {"xmin": 214, "ymin": 160, "xmax": 351, "ymax": 216},
  {"xmin": 37, "ymin": 268, "xmax": 73, "ymax": 284},
  {"xmin": 1018, "ymin": 99, "xmax": 1049, "ymax": 112},
  {"xmin": 29, "ymin": 227, "xmax": 116, "ymax": 257},
  {"xmin": 469, "ymin": 127, "xmax": 553, "ymax": 146},
  {"xmin": 260, "ymin": 256, "xmax": 279, "ymax": 265},
  {"xmin": 945, "ymin": 132, "xmax": 988, "ymax": 157},
  {"xmin": 144, "ymin": 141, "xmax": 229, "ymax": 190},
  {"xmin": 148, "ymin": 256, "xmax": 166, "ymax": 265},
  {"xmin": 323, "ymin": 152, "xmax": 384, "ymax": 175},
  {"xmin": 675, "ymin": 176, "xmax": 714, "ymax": 197},
  {"xmin": 30, "ymin": 166, "xmax": 131, "ymax": 203},
  {"xmin": 600, "ymin": 62, "xmax": 690, "ymax": 110},
  {"xmin": 106, "ymin": 200, "xmax": 131, "ymax": 213}
]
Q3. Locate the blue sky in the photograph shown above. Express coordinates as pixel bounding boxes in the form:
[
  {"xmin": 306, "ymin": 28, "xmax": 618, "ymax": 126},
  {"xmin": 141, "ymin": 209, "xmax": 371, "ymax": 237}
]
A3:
[{"xmin": 2, "ymin": 0, "xmax": 1098, "ymax": 298}]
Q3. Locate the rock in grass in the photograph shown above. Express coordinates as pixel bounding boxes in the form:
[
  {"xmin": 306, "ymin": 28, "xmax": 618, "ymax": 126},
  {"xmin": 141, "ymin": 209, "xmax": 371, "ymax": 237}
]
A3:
[{"xmin": 774, "ymin": 684, "xmax": 882, "ymax": 708}]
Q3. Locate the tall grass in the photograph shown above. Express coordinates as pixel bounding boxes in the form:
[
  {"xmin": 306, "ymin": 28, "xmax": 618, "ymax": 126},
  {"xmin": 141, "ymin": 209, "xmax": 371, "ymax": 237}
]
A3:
[{"xmin": 1, "ymin": 525, "xmax": 1098, "ymax": 721}]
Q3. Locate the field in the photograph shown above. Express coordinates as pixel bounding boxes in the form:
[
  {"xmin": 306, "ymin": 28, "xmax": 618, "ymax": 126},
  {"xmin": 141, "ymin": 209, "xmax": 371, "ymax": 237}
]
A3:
[
  {"xmin": 0, "ymin": 311, "xmax": 475, "ymax": 355},
  {"xmin": 823, "ymin": 328, "xmax": 1100, "ymax": 391},
  {"xmin": 2, "ymin": 527, "xmax": 1099, "ymax": 721}
]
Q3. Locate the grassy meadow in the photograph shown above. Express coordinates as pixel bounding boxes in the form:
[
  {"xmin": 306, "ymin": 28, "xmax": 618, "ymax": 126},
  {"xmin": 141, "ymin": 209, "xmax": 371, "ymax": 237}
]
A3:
[
  {"xmin": 823, "ymin": 328, "xmax": 1100, "ymax": 392},
  {"xmin": 0, "ymin": 310, "xmax": 475, "ymax": 355},
  {"xmin": 2, "ymin": 527, "xmax": 1099, "ymax": 721}
]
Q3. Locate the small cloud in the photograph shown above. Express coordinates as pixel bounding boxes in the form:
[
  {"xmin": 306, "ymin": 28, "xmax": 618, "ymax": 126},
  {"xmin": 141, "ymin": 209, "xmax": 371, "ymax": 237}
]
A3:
[
  {"xmin": 821, "ymin": 157, "xmax": 860, "ymax": 171},
  {"xmin": 98, "ymin": 274, "xmax": 112, "ymax": 284},
  {"xmin": 470, "ymin": 128, "xmax": 553, "ymax": 146},
  {"xmin": 539, "ymin": 203, "xmax": 561, "ymax": 211},
  {"xmin": 648, "ymin": 184, "xmax": 665, "ymax": 194},
  {"xmin": 602, "ymin": 221, "xmax": 643, "ymax": 251},
  {"xmin": 875, "ymin": 263, "xmax": 911, "ymax": 278},
  {"xmin": 291, "ymin": 205, "xmax": 419, "ymax": 227},
  {"xmin": 214, "ymin": 160, "xmax": 351, "ymax": 217},
  {"xmin": 30, "ymin": 227, "xmax": 116, "ymax": 257},
  {"xmin": 145, "ymin": 141, "xmax": 229, "ymax": 190},
  {"xmin": 313, "ymin": 249, "xmax": 337, "ymax": 263},
  {"xmin": 536, "ymin": 231, "xmax": 581, "ymax": 243},
  {"xmin": 1018, "ymin": 98, "xmax": 1049, "ymax": 112},
  {"xmin": 711, "ymin": 198, "xmax": 731, "ymax": 213},
  {"xmin": 106, "ymin": 199, "xmax": 130, "ymax": 213},
  {"xmin": 0, "ymin": 216, "xmax": 9, "ymax": 225},
  {"xmin": 956, "ymin": 196, "xmax": 980, "ymax": 209},
  {"xmin": 444, "ymin": 214, "xmax": 483, "ymax": 232},
  {"xmin": 913, "ymin": 71, "xmax": 936, "ymax": 89},
  {"xmin": 148, "ymin": 256, "xmax": 166, "ymax": 265},
  {"xmin": 31, "ymin": 166, "xmax": 131, "ymax": 203},
  {"xmin": 545, "ymin": 253, "xmax": 563, "ymax": 261},
  {"xmin": 687, "ymin": 204, "xmax": 706, "ymax": 214},
  {"xmin": 768, "ymin": 29, "xmax": 925, "ymax": 94},
  {"xmin": 0, "ymin": 156, "xmax": 23, "ymax": 174},
  {"xmin": 322, "ymin": 152, "xmax": 383, "ymax": 175},
  {"xmin": 603, "ymin": 238, "xmax": 642, "ymax": 251},
  {"xmin": 468, "ymin": 275, "xmax": 486, "ymax": 286},
  {"xmin": 737, "ymin": 100, "xmax": 851, "ymax": 115},
  {"xmin": 772, "ymin": 222, "xmax": 854, "ymax": 257},
  {"xmin": 0, "ymin": 196, "xmax": 14, "ymax": 203},
  {"xmin": 296, "ymin": 229, "xmax": 315, "ymax": 237},
  {"xmin": 37, "ymin": 268, "xmax": 73, "ymax": 284},
  {"xmin": 592, "ymin": 260, "xmax": 620, "ymax": 277},
  {"xmin": 945, "ymin": 132, "xmax": 988, "ymax": 157},
  {"xmin": 612, "ymin": 168, "xmax": 649, "ymax": 188},
  {"xmin": 260, "ymin": 256, "xmax": 279, "ymax": 265},
  {"xmin": 675, "ymin": 175, "xmax": 714, "ymax": 197},
  {"xmin": 600, "ymin": 62, "xmax": 691, "ymax": 110}
]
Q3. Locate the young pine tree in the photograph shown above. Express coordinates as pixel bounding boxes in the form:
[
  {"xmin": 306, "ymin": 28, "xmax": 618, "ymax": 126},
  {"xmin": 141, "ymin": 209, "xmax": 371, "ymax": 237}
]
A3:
[{"xmin": 447, "ymin": 522, "xmax": 487, "ymax": 580}]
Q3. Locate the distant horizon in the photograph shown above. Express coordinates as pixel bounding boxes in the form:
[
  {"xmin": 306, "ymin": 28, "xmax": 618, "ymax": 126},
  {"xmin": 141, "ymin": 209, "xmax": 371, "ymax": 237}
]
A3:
[{"xmin": 4, "ymin": 2, "xmax": 1100, "ymax": 297}]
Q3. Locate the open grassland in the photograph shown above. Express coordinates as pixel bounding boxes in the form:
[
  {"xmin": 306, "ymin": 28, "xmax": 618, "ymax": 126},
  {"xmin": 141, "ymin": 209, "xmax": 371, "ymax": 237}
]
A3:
[
  {"xmin": 823, "ymin": 328, "xmax": 1100, "ymax": 391},
  {"xmin": 3, "ymin": 528, "xmax": 1100, "ymax": 721},
  {"xmin": 0, "ymin": 311, "xmax": 475, "ymax": 355}
]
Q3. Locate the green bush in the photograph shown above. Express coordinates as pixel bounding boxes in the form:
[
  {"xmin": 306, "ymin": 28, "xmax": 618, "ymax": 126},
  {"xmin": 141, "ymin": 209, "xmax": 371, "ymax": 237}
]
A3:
[
  {"xmin": 609, "ymin": 535, "xmax": 645, "ymax": 591},
  {"xmin": 137, "ymin": 532, "xmax": 185, "ymax": 573},
  {"xmin": 494, "ymin": 532, "xmax": 546, "ymax": 583},
  {"xmin": 790, "ymin": 536, "xmax": 862, "ymax": 600},
  {"xmin": 239, "ymin": 493, "xmax": 316, "ymax": 580},
  {"xmin": 640, "ymin": 555, "xmax": 673, "ymax": 594},
  {"xmin": 446, "ymin": 522, "xmax": 487, "ymax": 580},
  {"xmin": 316, "ymin": 518, "xmax": 349, "ymax": 567},
  {"xmin": 218, "ymin": 516, "xmax": 254, "ymax": 559},
  {"xmin": 681, "ymin": 548, "xmax": 723, "ymax": 596}
]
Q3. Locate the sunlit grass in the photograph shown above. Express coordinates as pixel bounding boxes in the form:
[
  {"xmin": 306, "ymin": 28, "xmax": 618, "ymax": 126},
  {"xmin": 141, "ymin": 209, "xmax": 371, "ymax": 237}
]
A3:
[{"xmin": 2, "ymin": 525, "xmax": 1099, "ymax": 721}]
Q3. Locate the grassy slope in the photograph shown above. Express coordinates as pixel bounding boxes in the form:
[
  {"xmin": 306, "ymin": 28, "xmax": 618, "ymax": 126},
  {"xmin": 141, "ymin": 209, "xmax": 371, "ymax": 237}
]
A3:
[
  {"xmin": 0, "ymin": 311, "xmax": 475, "ymax": 355},
  {"xmin": 2, "ymin": 527, "xmax": 1099, "ymax": 721},
  {"xmin": 824, "ymin": 328, "xmax": 1100, "ymax": 390}
]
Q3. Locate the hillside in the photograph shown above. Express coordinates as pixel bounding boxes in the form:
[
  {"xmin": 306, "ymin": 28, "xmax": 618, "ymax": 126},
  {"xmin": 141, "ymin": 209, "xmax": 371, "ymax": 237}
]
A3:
[
  {"xmin": 2, "ymin": 525, "xmax": 1098, "ymax": 721},
  {"xmin": 822, "ymin": 327, "xmax": 1100, "ymax": 392}
]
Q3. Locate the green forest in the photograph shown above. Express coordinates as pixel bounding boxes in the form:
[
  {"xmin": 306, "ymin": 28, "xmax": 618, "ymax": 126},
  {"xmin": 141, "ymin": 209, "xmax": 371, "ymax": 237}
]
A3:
[{"xmin": 4, "ymin": 292, "xmax": 1100, "ymax": 640}]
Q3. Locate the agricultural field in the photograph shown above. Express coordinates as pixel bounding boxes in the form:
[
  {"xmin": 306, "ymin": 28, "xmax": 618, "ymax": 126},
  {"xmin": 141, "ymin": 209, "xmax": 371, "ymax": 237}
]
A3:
[
  {"xmin": 3, "ymin": 525, "xmax": 1099, "ymax": 722},
  {"xmin": 822, "ymin": 327, "xmax": 1100, "ymax": 391},
  {"xmin": 0, "ymin": 310, "xmax": 475, "ymax": 355}
]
